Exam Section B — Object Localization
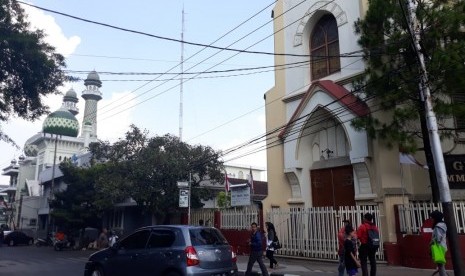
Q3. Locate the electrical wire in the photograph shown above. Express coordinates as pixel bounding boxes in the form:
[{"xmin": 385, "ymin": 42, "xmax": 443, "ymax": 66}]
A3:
[
  {"xmin": 18, "ymin": 1, "xmax": 360, "ymax": 58},
  {"xmin": 96, "ymin": 0, "xmax": 339, "ymax": 121},
  {"xmin": 84, "ymin": 0, "xmax": 281, "ymax": 114}
]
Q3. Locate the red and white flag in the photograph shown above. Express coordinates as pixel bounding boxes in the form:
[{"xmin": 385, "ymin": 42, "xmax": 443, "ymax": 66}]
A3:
[
  {"xmin": 225, "ymin": 171, "xmax": 230, "ymax": 192},
  {"xmin": 248, "ymin": 167, "xmax": 254, "ymax": 194}
]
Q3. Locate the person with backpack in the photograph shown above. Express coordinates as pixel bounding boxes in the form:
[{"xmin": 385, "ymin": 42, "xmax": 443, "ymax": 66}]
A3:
[
  {"xmin": 429, "ymin": 210, "xmax": 448, "ymax": 276},
  {"xmin": 357, "ymin": 213, "xmax": 379, "ymax": 276},
  {"xmin": 265, "ymin": 221, "xmax": 279, "ymax": 269},
  {"xmin": 245, "ymin": 222, "xmax": 269, "ymax": 276}
]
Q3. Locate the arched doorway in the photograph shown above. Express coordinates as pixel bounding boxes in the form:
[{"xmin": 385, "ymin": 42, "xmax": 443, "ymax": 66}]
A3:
[{"xmin": 310, "ymin": 165, "xmax": 355, "ymax": 208}]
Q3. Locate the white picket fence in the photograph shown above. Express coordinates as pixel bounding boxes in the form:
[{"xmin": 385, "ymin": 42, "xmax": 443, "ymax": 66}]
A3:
[
  {"xmin": 190, "ymin": 209, "xmax": 215, "ymax": 226},
  {"xmin": 221, "ymin": 206, "xmax": 260, "ymax": 229},
  {"xmin": 398, "ymin": 201, "xmax": 465, "ymax": 234},
  {"xmin": 267, "ymin": 206, "xmax": 384, "ymax": 260}
]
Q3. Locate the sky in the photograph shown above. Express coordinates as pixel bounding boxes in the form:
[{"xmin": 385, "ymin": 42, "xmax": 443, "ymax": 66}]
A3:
[{"xmin": 0, "ymin": 0, "xmax": 276, "ymax": 184}]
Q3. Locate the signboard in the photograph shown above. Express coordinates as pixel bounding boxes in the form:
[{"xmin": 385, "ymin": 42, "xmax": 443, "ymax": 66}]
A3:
[
  {"xmin": 179, "ymin": 189, "xmax": 189, "ymax": 207},
  {"xmin": 231, "ymin": 186, "xmax": 251, "ymax": 207},
  {"xmin": 444, "ymin": 154, "xmax": 465, "ymax": 189},
  {"xmin": 177, "ymin": 181, "xmax": 189, "ymax": 188}
]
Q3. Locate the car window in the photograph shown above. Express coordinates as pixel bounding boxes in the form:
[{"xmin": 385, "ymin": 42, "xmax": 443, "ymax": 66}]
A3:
[
  {"xmin": 119, "ymin": 230, "xmax": 150, "ymax": 250},
  {"xmin": 147, "ymin": 230, "xmax": 177, "ymax": 249},
  {"xmin": 189, "ymin": 228, "xmax": 228, "ymax": 246}
]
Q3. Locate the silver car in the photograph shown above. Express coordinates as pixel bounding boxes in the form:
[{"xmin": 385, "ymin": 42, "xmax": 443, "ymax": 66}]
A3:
[{"xmin": 84, "ymin": 225, "xmax": 238, "ymax": 276}]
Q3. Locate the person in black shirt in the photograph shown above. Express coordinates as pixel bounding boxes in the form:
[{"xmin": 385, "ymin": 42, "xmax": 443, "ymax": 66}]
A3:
[{"xmin": 344, "ymin": 225, "xmax": 360, "ymax": 276}]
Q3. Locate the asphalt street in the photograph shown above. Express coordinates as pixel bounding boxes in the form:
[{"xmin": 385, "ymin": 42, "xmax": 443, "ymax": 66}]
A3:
[
  {"xmin": 0, "ymin": 245, "xmax": 446, "ymax": 276},
  {"xmin": 0, "ymin": 244, "xmax": 91, "ymax": 276}
]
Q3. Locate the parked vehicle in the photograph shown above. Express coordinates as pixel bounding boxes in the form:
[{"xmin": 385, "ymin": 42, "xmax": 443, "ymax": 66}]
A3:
[
  {"xmin": 84, "ymin": 225, "xmax": 238, "ymax": 276},
  {"xmin": 35, "ymin": 234, "xmax": 54, "ymax": 247},
  {"xmin": 54, "ymin": 237, "xmax": 75, "ymax": 251},
  {"xmin": 4, "ymin": 230, "xmax": 34, "ymax": 246}
]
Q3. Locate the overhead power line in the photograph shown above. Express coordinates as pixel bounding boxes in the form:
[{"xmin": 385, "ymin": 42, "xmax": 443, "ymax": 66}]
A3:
[
  {"xmin": 83, "ymin": 0, "xmax": 281, "ymax": 114},
  {"xmin": 19, "ymin": 1, "xmax": 360, "ymax": 58},
  {"xmin": 96, "ymin": 0, "xmax": 339, "ymax": 121}
]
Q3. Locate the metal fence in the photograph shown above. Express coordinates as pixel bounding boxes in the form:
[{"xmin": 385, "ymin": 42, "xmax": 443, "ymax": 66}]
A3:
[
  {"xmin": 267, "ymin": 205, "xmax": 384, "ymax": 260},
  {"xmin": 190, "ymin": 209, "xmax": 215, "ymax": 226},
  {"xmin": 221, "ymin": 206, "xmax": 260, "ymax": 229},
  {"xmin": 398, "ymin": 201, "xmax": 465, "ymax": 234}
]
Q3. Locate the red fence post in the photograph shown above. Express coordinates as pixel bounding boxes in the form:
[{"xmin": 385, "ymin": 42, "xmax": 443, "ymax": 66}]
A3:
[{"xmin": 214, "ymin": 210, "xmax": 221, "ymax": 229}]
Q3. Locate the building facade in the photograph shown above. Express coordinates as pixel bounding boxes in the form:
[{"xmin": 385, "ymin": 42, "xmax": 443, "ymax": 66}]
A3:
[
  {"xmin": 262, "ymin": 0, "xmax": 465, "ymax": 243},
  {"xmin": 1, "ymin": 71, "xmax": 103, "ymax": 233}
]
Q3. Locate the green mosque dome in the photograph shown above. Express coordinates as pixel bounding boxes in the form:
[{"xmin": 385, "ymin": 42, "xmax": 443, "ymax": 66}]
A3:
[{"xmin": 42, "ymin": 107, "xmax": 80, "ymax": 137}]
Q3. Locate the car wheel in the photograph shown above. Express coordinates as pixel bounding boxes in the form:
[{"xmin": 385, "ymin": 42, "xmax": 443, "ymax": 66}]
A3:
[
  {"xmin": 91, "ymin": 266, "xmax": 105, "ymax": 276},
  {"xmin": 8, "ymin": 240, "xmax": 14, "ymax": 246}
]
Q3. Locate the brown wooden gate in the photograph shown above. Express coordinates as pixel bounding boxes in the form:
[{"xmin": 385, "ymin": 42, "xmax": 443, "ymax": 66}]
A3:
[{"xmin": 310, "ymin": 165, "xmax": 355, "ymax": 207}]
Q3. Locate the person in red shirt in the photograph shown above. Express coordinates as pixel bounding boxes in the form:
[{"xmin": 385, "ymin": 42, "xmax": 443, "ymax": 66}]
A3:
[
  {"xmin": 338, "ymin": 219, "xmax": 351, "ymax": 276},
  {"xmin": 357, "ymin": 213, "xmax": 378, "ymax": 276}
]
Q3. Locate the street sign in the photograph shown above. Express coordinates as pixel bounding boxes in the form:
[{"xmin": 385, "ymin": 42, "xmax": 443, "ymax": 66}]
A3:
[
  {"xmin": 177, "ymin": 181, "xmax": 189, "ymax": 188},
  {"xmin": 179, "ymin": 189, "xmax": 189, "ymax": 207}
]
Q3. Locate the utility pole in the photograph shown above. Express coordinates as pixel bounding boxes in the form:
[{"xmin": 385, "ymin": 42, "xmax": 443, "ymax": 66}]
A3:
[
  {"xmin": 179, "ymin": 5, "xmax": 185, "ymax": 141},
  {"xmin": 188, "ymin": 172, "xmax": 191, "ymax": 225},
  {"xmin": 405, "ymin": 0, "xmax": 464, "ymax": 274}
]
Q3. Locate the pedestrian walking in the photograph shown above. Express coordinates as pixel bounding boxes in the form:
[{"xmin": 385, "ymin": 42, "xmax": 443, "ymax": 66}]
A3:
[
  {"xmin": 97, "ymin": 228, "xmax": 109, "ymax": 249},
  {"xmin": 108, "ymin": 230, "xmax": 119, "ymax": 247},
  {"xmin": 357, "ymin": 213, "xmax": 379, "ymax": 276},
  {"xmin": 245, "ymin": 222, "xmax": 269, "ymax": 276},
  {"xmin": 338, "ymin": 219, "xmax": 352, "ymax": 276},
  {"xmin": 345, "ymin": 225, "xmax": 361, "ymax": 276},
  {"xmin": 265, "ymin": 221, "xmax": 279, "ymax": 269},
  {"xmin": 429, "ymin": 210, "xmax": 448, "ymax": 276}
]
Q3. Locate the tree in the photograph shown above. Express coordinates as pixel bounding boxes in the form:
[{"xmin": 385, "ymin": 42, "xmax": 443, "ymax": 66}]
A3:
[
  {"xmin": 353, "ymin": 0, "xmax": 465, "ymax": 151},
  {"xmin": 353, "ymin": 0, "xmax": 465, "ymax": 201},
  {"xmin": 90, "ymin": 125, "xmax": 223, "ymax": 223},
  {"xmin": 0, "ymin": 0, "xmax": 66, "ymax": 145},
  {"xmin": 50, "ymin": 162, "xmax": 110, "ymax": 232},
  {"xmin": 216, "ymin": 191, "xmax": 231, "ymax": 209}
]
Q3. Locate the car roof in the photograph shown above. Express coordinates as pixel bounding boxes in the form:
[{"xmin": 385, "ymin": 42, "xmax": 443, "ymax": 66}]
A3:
[{"xmin": 136, "ymin": 225, "xmax": 215, "ymax": 231}]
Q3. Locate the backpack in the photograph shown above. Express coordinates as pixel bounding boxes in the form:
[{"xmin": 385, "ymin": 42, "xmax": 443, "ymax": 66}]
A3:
[{"xmin": 367, "ymin": 225, "xmax": 380, "ymax": 250}]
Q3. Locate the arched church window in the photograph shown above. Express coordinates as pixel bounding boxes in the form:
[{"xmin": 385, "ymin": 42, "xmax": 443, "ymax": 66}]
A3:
[{"xmin": 310, "ymin": 14, "xmax": 341, "ymax": 80}]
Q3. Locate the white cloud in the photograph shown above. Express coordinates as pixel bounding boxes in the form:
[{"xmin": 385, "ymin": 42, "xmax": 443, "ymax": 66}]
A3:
[
  {"xmin": 21, "ymin": 2, "xmax": 81, "ymax": 57},
  {"xmin": 96, "ymin": 91, "xmax": 136, "ymax": 143}
]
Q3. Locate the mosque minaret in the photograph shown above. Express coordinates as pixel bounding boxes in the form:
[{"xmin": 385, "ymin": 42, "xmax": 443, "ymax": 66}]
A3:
[{"xmin": 81, "ymin": 71, "xmax": 102, "ymax": 139}]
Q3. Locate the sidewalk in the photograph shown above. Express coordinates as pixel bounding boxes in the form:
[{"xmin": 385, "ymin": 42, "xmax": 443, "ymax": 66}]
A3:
[{"xmin": 236, "ymin": 255, "xmax": 444, "ymax": 276}]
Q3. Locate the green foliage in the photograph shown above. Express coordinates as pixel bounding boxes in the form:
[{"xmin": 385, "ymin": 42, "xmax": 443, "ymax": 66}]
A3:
[
  {"xmin": 0, "ymin": 0, "xmax": 66, "ymax": 145},
  {"xmin": 50, "ymin": 162, "xmax": 107, "ymax": 231},
  {"xmin": 216, "ymin": 191, "xmax": 231, "ymax": 209},
  {"xmin": 352, "ymin": 0, "xmax": 465, "ymax": 151},
  {"xmin": 90, "ymin": 125, "xmax": 223, "ymax": 217}
]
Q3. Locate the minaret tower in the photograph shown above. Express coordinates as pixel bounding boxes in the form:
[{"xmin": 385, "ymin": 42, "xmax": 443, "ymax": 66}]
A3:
[
  {"xmin": 81, "ymin": 71, "xmax": 102, "ymax": 139},
  {"xmin": 62, "ymin": 88, "xmax": 79, "ymax": 115}
]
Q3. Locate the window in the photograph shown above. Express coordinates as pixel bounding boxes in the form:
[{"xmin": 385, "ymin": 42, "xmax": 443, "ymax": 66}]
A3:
[
  {"xmin": 29, "ymin": 219, "xmax": 37, "ymax": 226},
  {"xmin": 310, "ymin": 14, "xmax": 341, "ymax": 80},
  {"xmin": 147, "ymin": 230, "xmax": 179, "ymax": 248},
  {"xmin": 119, "ymin": 230, "xmax": 150, "ymax": 250},
  {"xmin": 238, "ymin": 171, "xmax": 244, "ymax": 179},
  {"xmin": 452, "ymin": 94, "xmax": 465, "ymax": 131},
  {"xmin": 189, "ymin": 228, "xmax": 228, "ymax": 246}
]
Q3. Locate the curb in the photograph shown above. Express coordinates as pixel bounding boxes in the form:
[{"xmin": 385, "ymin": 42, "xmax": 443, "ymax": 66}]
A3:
[{"xmin": 238, "ymin": 269, "xmax": 300, "ymax": 276}]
